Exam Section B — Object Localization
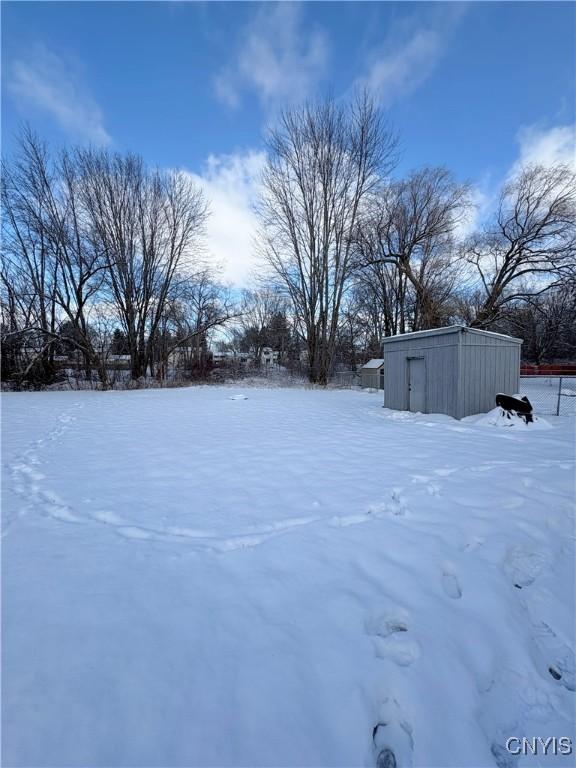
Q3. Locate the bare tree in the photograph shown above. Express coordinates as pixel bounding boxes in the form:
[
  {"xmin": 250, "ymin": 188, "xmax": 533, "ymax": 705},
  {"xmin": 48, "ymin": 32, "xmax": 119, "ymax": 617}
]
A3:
[
  {"xmin": 156, "ymin": 270, "xmax": 235, "ymax": 380},
  {"xmin": 463, "ymin": 164, "xmax": 576, "ymax": 328},
  {"xmin": 493, "ymin": 280, "xmax": 576, "ymax": 363},
  {"xmin": 78, "ymin": 150, "xmax": 209, "ymax": 379},
  {"xmin": 49, "ymin": 149, "xmax": 111, "ymax": 385},
  {"xmin": 336, "ymin": 276, "xmax": 403, "ymax": 366},
  {"xmin": 258, "ymin": 92, "xmax": 397, "ymax": 384},
  {"xmin": 1, "ymin": 128, "xmax": 109, "ymax": 387},
  {"xmin": 353, "ymin": 260, "xmax": 409, "ymax": 338},
  {"xmin": 233, "ymin": 287, "xmax": 288, "ymax": 365},
  {"xmin": 353, "ymin": 166, "xmax": 469, "ymax": 332},
  {"xmin": 2, "ymin": 131, "xmax": 58, "ymax": 384},
  {"xmin": 2, "ymin": 128, "xmax": 211, "ymax": 389}
]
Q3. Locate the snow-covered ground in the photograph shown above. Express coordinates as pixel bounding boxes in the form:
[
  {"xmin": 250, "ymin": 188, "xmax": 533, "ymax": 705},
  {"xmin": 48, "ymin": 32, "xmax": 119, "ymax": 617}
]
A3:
[{"xmin": 2, "ymin": 387, "xmax": 575, "ymax": 767}]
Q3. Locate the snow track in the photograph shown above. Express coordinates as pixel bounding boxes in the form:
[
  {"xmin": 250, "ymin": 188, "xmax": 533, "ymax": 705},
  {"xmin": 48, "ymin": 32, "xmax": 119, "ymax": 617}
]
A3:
[{"xmin": 2, "ymin": 388, "xmax": 574, "ymax": 767}]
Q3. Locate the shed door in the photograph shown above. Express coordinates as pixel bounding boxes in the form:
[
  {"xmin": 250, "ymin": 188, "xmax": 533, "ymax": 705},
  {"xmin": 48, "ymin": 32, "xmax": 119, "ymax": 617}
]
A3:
[{"xmin": 408, "ymin": 357, "xmax": 426, "ymax": 412}]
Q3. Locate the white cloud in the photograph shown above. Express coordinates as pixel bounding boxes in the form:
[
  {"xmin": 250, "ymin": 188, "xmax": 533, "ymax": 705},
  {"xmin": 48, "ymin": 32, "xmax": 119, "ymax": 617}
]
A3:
[
  {"xmin": 461, "ymin": 122, "xmax": 575, "ymax": 238},
  {"xmin": 356, "ymin": 5, "xmax": 465, "ymax": 108},
  {"xmin": 214, "ymin": 3, "xmax": 328, "ymax": 110},
  {"xmin": 361, "ymin": 30, "xmax": 442, "ymax": 107},
  {"xmin": 214, "ymin": 73, "xmax": 241, "ymax": 110},
  {"xmin": 8, "ymin": 45, "xmax": 111, "ymax": 145},
  {"xmin": 454, "ymin": 182, "xmax": 495, "ymax": 240},
  {"xmin": 187, "ymin": 150, "xmax": 266, "ymax": 286},
  {"xmin": 514, "ymin": 123, "xmax": 575, "ymax": 172}
]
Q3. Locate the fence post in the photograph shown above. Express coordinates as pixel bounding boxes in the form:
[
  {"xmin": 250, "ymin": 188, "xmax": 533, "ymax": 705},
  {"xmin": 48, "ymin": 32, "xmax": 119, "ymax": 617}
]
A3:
[{"xmin": 556, "ymin": 376, "xmax": 563, "ymax": 416}]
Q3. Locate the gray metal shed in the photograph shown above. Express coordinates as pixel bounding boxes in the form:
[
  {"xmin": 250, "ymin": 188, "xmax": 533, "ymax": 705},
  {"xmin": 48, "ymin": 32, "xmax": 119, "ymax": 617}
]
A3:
[
  {"xmin": 382, "ymin": 326, "xmax": 522, "ymax": 419},
  {"xmin": 360, "ymin": 359, "xmax": 384, "ymax": 390}
]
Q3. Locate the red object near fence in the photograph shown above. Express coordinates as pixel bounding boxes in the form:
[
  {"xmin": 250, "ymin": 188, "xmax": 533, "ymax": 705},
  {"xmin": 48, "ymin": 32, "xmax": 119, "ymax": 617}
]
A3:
[{"xmin": 520, "ymin": 363, "xmax": 576, "ymax": 376}]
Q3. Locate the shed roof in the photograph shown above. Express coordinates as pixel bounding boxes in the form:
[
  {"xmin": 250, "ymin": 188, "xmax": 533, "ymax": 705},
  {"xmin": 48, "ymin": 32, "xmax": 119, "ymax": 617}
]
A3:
[
  {"xmin": 361, "ymin": 358, "xmax": 385, "ymax": 369},
  {"xmin": 382, "ymin": 325, "xmax": 522, "ymax": 345}
]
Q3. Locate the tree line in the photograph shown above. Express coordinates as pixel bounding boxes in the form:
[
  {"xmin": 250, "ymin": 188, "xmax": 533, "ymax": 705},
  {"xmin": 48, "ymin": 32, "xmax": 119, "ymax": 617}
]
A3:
[
  {"xmin": 2, "ymin": 95, "xmax": 575, "ymax": 389},
  {"xmin": 1, "ymin": 128, "xmax": 233, "ymax": 388},
  {"xmin": 257, "ymin": 93, "xmax": 576, "ymax": 383}
]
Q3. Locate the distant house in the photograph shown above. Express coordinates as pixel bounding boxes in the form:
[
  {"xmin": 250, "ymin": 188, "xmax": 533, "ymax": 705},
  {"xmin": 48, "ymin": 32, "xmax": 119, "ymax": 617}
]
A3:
[
  {"xmin": 261, "ymin": 347, "xmax": 279, "ymax": 366},
  {"xmin": 360, "ymin": 359, "xmax": 384, "ymax": 390},
  {"xmin": 211, "ymin": 348, "xmax": 279, "ymax": 367},
  {"xmin": 211, "ymin": 350, "xmax": 254, "ymax": 367},
  {"xmin": 233, "ymin": 352, "xmax": 254, "ymax": 365}
]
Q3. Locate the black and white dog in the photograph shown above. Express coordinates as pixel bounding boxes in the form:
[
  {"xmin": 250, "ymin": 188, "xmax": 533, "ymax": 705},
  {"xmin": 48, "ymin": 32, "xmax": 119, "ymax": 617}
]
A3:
[{"xmin": 495, "ymin": 394, "xmax": 534, "ymax": 424}]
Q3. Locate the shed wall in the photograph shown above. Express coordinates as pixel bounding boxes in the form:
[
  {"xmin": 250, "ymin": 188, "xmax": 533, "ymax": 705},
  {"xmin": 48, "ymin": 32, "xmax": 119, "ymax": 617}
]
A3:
[
  {"xmin": 457, "ymin": 334, "xmax": 521, "ymax": 418},
  {"xmin": 360, "ymin": 368, "xmax": 384, "ymax": 389},
  {"xmin": 383, "ymin": 328, "xmax": 522, "ymax": 419},
  {"xmin": 383, "ymin": 334, "xmax": 459, "ymax": 416}
]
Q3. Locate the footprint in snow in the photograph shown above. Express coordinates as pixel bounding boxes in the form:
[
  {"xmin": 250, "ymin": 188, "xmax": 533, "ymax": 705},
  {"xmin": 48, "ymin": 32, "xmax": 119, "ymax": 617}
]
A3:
[
  {"xmin": 91, "ymin": 510, "xmax": 126, "ymax": 526},
  {"xmin": 502, "ymin": 545, "xmax": 549, "ymax": 588},
  {"xmin": 37, "ymin": 490, "xmax": 82, "ymax": 523},
  {"xmin": 500, "ymin": 497, "xmax": 525, "ymax": 510},
  {"xmin": 366, "ymin": 615, "xmax": 420, "ymax": 667},
  {"xmin": 490, "ymin": 741, "xmax": 519, "ymax": 768},
  {"xmin": 390, "ymin": 490, "xmax": 407, "ymax": 514},
  {"xmin": 433, "ymin": 467, "xmax": 457, "ymax": 477},
  {"xmin": 44, "ymin": 503, "xmax": 82, "ymax": 523},
  {"xmin": 116, "ymin": 526, "xmax": 155, "ymax": 540},
  {"xmin": 368, "ymin": 491, "xmax": 409, "ymax": 518},
  {"xmin": 546, "ymin": 508, "xmax": 574, "ymax": 538},
  {"xmin": 373, "ymin": 698, "xmax": 414, "ymax": 768},
  {"xmin": 441, "ymin": 571, "xmax": 462, "ymax": 599},
  {"xmin": 11, "ymin": 462, "xmax": 46, "ymax": 483},
  {"xmin": 529, "ymin": 621, "xmax": 576, "ymax": 692},
  {"xmin": 479, "ymin": 666, "xmax": 564, "ymax": 768}
]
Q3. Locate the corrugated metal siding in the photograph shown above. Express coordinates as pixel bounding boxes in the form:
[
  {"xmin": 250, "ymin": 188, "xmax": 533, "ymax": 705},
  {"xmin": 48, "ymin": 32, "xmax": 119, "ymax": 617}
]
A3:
[
  {"xmin": 425, "ymin": 344, "xmax": 459, "ymax": 416},
  {"xmin": 458, "ymin": 337, "xmax": 521, "ymax": 417},
  {"xmin": 383, "ymin": 327, "xmax": 522, "ymax": 419},
  {"xmin": 360, "ymin": 368, "xmax": 384, "ymax": 389},
  {"xmin": 383, "ymin": 337, "xmax": 459, "ymax": 416},
  {"xmin": 383, "ymin": 348, "xmax": 410, "ymax": 411}
]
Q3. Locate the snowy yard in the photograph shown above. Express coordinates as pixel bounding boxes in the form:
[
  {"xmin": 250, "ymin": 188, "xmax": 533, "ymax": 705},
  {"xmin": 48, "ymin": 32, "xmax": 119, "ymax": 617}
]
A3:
[{"xmin": 2, "ymin": 387, "xmax": 575, "ymax": 768}]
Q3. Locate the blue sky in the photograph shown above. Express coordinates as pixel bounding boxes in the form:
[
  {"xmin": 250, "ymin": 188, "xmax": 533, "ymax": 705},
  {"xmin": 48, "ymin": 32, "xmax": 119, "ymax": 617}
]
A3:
[{"xmin": 2, "ymin": 1, "xmax": 575, "ymax": 284}]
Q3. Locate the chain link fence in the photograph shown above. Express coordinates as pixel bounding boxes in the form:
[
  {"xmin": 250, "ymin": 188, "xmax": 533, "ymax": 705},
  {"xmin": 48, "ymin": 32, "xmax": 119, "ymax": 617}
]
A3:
[
  {"xmin": 330, "ymin": 370, "xmax": 361, "ymax": 388},
  {"xmin": 331, "ymin": 370, "xmax": 576, "ymax": 417},
  {"xmin": 330, "ymin": 370, "xmax": 384, "ymax": 390},
  {"xmin": 519, "ymin": 376, "xmax": 576, "ymax": 416}
]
